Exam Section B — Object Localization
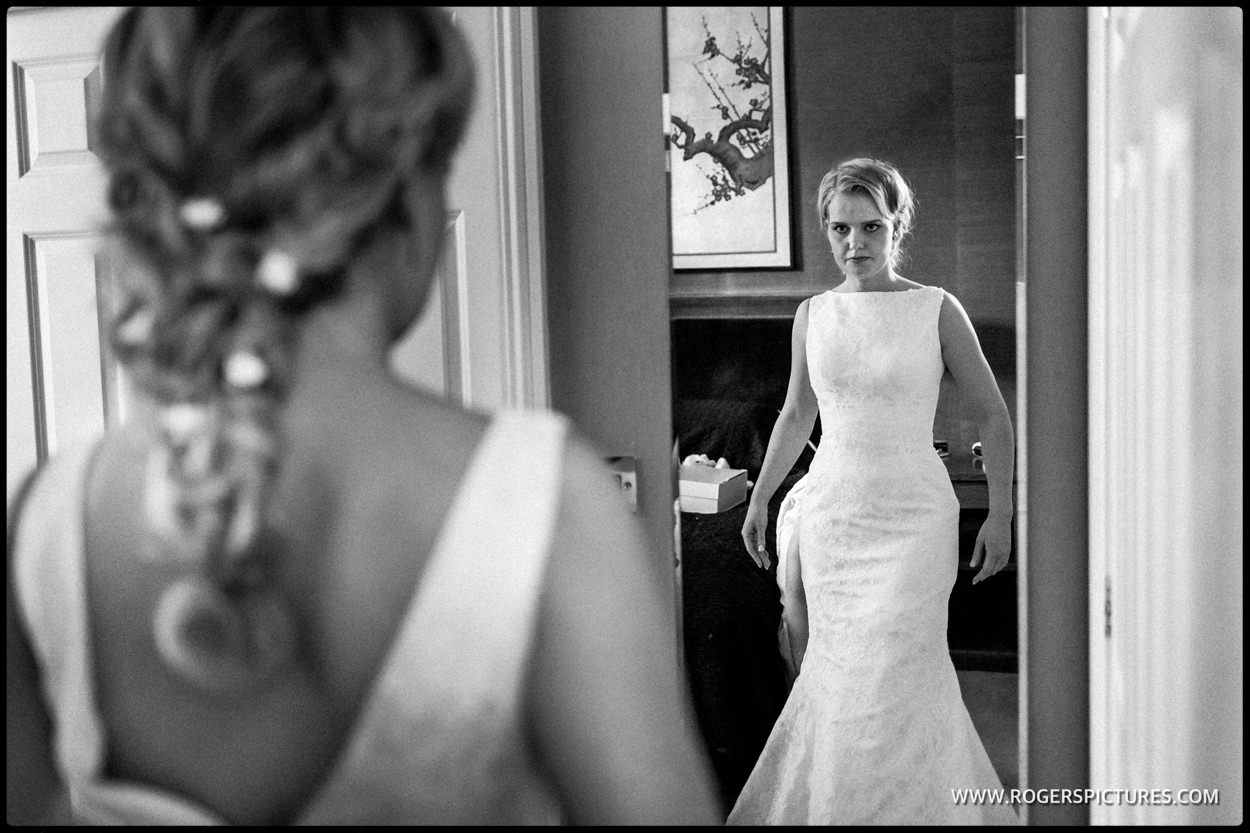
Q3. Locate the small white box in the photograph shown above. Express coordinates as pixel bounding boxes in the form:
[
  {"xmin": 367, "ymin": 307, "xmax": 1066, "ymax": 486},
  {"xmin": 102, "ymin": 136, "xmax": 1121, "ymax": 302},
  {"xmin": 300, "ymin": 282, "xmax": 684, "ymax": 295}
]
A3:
[{"xmin": 679, "ymin": 464, "xmax": 748, "ymax": 513}]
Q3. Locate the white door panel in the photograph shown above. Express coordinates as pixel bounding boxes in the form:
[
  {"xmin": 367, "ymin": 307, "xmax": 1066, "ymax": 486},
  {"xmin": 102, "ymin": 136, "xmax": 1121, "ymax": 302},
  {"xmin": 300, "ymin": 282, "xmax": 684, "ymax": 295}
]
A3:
[
  {"xmin": 6, "ymin": 6, "xmax": 122, "ymax": 502},
  {"xmin": 25, "ymin": 233, "xmax": 114, "ymax": 455}
]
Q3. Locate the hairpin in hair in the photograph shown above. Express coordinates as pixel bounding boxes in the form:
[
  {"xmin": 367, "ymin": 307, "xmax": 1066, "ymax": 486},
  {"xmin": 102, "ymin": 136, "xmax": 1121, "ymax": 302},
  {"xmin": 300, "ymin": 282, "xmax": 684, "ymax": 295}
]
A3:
[
  {"xmin": 143, "ymin": 443, "xmax": 181, "ymax": 547},
  {"xmin": 179, "ymin": 197, "xmax": 226, "ymax": 231},
  {"xmin": 114, "ymin": 307, "xmax": 155, "ymax": 348},
  {"xmin": 161, "ymin": 402, "xmax": 213, "ymax": 441},
  {"xmin": 255, "ymin": 249, "xmax": 300, "ymax": 296},
  {"xmin": 223, "ymin": 350, "xmax": 270, "ymax": 390}
]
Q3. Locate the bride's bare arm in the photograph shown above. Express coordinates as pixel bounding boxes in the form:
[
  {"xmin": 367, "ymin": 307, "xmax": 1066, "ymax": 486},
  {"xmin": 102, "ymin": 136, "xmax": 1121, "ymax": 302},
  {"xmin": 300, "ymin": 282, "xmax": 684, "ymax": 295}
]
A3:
[
  {"xmin": 524, "ymin": 434, "xmax": 720, "ymax": 825},
  {"xmin": 937, "ymin": 291, "xmax": 1015, "ymax": 584},
  {"xmin": 743, "ymin": 299, "xmax": 819, "ymax": 567}
]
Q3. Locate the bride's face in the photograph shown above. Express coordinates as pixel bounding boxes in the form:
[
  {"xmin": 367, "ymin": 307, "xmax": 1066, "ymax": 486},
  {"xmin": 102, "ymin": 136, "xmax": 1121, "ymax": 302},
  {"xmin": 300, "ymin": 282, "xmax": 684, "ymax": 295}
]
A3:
[{"xmin": 824, "ymin": 191, "xmax": 897, "ymax": 281}]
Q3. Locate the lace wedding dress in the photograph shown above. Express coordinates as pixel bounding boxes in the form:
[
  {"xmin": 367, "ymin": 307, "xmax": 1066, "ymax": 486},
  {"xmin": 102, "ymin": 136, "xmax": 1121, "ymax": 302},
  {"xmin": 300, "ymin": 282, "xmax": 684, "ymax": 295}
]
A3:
[{"xmin": 729, "ymin": 286, "xmax": 1018, "ymax": 825}]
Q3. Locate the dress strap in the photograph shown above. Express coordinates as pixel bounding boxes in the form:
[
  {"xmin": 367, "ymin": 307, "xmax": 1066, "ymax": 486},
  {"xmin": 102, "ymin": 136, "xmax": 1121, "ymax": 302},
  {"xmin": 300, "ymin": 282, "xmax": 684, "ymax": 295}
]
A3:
[
  {"xmin": 398, "ymin": 408, "xmax": 569, "ymax": 710},
  {"xmin": 11, "ymin": 441, "xmax": 106, "ymax": 792},
  {"xmin": 296, "ymin": 408, "xmax": 568, "ymax": 824}
]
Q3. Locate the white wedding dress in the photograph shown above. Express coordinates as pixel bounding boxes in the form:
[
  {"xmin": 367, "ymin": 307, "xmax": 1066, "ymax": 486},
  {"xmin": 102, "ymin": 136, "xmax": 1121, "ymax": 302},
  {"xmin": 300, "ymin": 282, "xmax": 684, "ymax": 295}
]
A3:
[{"xmin": 729, "ymin": 286, "xmax": 1018, "ymax": 825}]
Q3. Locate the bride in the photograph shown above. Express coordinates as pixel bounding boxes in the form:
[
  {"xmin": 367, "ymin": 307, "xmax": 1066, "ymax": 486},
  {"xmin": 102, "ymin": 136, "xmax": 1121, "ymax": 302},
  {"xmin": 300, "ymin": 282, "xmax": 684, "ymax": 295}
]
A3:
[{"xmin": 732, "ymin": 158, "xmax": 1019, "ymax": 824}]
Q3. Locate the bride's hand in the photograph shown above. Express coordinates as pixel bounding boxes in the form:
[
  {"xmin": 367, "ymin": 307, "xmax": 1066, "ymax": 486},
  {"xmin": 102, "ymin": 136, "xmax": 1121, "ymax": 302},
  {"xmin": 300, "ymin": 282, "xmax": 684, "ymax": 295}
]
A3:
[
  {"xmin": 970, "ymin": 513, "xmax": 1012, "ymax": 584},
  {"xmin": 741, "ymin": 502, "xmax": 771, "ymax": 569}
]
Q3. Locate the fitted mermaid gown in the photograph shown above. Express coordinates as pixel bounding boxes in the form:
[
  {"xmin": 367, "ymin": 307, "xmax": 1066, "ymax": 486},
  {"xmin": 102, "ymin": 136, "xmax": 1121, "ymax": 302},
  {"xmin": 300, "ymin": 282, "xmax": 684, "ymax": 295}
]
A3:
[{"xmin": 728, "ymin": 285, "xmax": 1018, "ymax": 825}]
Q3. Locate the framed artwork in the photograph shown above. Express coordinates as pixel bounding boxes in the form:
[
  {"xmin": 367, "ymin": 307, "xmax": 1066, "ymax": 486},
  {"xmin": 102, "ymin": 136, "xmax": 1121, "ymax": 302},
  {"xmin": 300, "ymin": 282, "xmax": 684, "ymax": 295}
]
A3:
[{"xmin": 666, "ymin": 6, "xmax": 792, "ymax": 270}]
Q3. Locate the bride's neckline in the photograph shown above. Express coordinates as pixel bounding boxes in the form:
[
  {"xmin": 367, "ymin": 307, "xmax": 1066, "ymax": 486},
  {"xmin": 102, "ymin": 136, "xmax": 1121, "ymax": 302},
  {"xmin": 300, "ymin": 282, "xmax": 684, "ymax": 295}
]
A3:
[{"xmin": 827, "ymin": 284, "xmax": 930, "ymax": 295}]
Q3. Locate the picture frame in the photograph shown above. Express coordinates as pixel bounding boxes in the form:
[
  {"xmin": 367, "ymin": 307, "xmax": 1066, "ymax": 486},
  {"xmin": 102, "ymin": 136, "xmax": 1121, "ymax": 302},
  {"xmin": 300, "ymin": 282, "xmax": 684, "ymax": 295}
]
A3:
[{"xmin": 666, "ymin": 6, "xmax": 792, "ymax": 271}]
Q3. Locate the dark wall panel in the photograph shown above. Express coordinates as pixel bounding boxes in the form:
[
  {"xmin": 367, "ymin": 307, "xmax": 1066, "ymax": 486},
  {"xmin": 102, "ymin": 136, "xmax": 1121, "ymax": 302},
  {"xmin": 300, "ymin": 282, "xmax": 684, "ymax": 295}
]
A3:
[
  {"xmin": 1023, "ymin": 7, "xmax": 1090, "ymax": 824},
  {"xmin": 538, "ymin": 8, "xmax": 676, "ymax": 574}
]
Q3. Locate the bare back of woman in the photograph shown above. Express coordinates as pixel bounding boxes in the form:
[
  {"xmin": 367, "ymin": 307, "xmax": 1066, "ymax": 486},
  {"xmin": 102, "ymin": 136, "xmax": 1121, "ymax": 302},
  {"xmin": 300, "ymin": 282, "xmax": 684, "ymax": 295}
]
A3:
[{"xmin": 81, "ymin": 388, "xmax": 486, "ymax": 823}]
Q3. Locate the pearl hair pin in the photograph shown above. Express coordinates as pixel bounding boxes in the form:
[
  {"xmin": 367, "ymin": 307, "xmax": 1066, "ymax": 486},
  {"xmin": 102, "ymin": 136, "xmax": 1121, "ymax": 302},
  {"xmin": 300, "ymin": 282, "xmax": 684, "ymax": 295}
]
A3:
[
  {"xmin": 143, "ymin": 445, "xmax": 181, "ymax": 547},
  {"xmin": 256, "ymin": 250, "xmax": 300, "ymax": 296},
  {"xmin": 179, "ymin": 197, "xmax": 226, "ymax": 231},
  {"xmin": 224, "ymin": 350, "xmax": 269, "ymax": 390},
  {"xmin": 162, "ymin": 403, "xmax": 212, "ymax": 440},
  {"xmin": 115, "ymin": 308, "xmax": 155, "ymax": 347}
]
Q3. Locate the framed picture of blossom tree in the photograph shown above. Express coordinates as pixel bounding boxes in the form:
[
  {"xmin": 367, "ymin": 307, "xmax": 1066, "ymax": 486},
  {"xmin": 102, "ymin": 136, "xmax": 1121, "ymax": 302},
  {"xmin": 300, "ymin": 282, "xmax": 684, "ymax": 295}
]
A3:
[{"xmin": 666, "ymin": 6, "xmax": 792, "ymax": 270}]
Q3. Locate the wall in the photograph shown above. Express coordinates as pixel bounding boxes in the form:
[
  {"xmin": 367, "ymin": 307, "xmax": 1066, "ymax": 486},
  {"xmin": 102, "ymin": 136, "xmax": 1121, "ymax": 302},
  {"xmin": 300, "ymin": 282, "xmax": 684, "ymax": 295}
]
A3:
[{"xmin": 537, "ymin": 8, "xmax": 677, "ymax": 580}]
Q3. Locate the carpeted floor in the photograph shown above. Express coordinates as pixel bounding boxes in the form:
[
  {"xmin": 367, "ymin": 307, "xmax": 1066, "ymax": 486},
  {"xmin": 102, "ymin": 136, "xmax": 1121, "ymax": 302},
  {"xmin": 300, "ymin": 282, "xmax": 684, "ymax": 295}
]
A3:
[{"xmin": 957, "ymin": 669, "xmax": 1019, "ymax": 792}]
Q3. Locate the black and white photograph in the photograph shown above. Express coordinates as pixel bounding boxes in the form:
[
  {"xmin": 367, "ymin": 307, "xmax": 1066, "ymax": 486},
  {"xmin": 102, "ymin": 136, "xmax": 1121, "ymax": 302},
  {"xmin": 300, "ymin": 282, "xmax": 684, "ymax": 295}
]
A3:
[{"xmin": 6, "ymin": 6, "xmax": 1242, "ymax": 827}]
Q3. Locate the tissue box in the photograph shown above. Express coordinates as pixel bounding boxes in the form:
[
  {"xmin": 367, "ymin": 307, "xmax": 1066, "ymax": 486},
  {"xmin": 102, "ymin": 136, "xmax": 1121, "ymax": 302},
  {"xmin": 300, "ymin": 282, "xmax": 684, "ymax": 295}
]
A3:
[{"xmin": 679, "ymin": 464, "xmax": 748, "ymax": 513}]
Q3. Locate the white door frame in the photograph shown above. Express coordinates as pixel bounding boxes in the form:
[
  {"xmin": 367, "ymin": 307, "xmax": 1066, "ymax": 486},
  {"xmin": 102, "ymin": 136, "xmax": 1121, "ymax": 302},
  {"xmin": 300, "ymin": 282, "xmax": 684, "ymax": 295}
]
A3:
[
  {"xmin": 1087, "ymin": 6, "xmax": 1243, "ymax": 824},
  {"xmin": 492, "ymin": 6, "xmax": 550, "ymax": 410}
]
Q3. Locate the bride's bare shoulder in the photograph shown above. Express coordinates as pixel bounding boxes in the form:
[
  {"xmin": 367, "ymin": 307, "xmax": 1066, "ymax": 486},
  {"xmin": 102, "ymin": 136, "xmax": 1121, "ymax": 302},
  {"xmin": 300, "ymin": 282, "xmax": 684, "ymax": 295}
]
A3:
[{"xmin": 364, "ymin": 387, "xmax": 491, "ymax": 480}]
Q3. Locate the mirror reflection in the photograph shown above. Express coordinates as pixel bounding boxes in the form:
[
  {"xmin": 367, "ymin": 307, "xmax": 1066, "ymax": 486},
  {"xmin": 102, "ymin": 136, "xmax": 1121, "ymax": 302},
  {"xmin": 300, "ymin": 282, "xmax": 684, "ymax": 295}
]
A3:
[{"xmin": 670, "ymin": 7, "xmax": 1019, "ymax": 819}]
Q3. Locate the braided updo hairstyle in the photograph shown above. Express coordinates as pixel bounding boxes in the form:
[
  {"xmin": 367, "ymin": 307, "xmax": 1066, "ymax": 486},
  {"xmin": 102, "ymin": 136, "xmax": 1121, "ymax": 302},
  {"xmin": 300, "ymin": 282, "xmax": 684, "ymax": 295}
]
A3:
[{"xmin": 95, "ymin": 7, "xmax": 473, "ymax": 695}]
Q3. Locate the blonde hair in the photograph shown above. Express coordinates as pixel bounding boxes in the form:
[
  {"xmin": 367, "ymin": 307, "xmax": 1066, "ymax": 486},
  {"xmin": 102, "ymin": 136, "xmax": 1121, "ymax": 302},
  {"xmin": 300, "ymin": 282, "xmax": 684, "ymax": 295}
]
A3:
[
  {"xmin": 815, "ymin": 157, "xmax": 917, "ymax": 269},
  {"xmin": 96, "ymin": 7, "xmax": 474, "ymax": 694}
]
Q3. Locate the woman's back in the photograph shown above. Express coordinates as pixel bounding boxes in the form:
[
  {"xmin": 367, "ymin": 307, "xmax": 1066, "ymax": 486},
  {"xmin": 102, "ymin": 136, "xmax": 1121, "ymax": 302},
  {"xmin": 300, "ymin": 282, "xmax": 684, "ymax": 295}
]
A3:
[
  {"xmin": 14, "ymin": 378, "xmax": 721, "ymax": 824},
  {"xmin": 77, "ymin": 385, "xmax": 489, "ymax": 823}
]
